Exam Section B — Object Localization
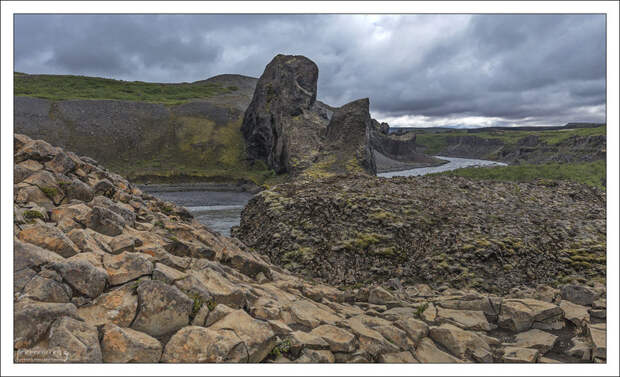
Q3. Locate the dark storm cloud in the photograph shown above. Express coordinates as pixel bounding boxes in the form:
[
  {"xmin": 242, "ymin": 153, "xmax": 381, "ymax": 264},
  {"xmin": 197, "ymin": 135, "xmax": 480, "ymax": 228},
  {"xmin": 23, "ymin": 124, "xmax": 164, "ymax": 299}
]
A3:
[{"xmin": 14, "ymin": 14, "xmax": 606, "ymax": 127}]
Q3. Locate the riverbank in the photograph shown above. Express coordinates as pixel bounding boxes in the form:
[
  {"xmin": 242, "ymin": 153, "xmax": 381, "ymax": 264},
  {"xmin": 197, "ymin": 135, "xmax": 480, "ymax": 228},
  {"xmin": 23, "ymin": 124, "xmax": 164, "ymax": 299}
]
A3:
[
  {"xmin": 138, "ymin": 181, "xmax": 262, "ymax": 194},
  {"xmin": 374, "ymin": 151, "xmax": 448, "ymax": 173}
]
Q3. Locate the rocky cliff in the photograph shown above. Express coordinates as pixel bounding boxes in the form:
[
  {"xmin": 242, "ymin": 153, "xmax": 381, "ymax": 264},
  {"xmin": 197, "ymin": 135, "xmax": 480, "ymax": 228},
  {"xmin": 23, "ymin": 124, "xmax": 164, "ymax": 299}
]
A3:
[
  {"xmin": 369, "ymin": 121, "xmax": 445, "ymax": 172},
  {"xmin": 241, "ymin": 55, "xmax": 325, "ymax": 174},
  {"xmin": 14, "ymin": 74, "xmax": 270, "ymax": 185},
  {"xmin": 241, "ymin": 55, "xmax": 382, "ymax": 177},
  {"xmin": 13, "ymin": 134, "xmax": 606, "ymax": 363},
  {"xmin": 416, "ymin": 128, "xmax": 606, "ymax": 165}
]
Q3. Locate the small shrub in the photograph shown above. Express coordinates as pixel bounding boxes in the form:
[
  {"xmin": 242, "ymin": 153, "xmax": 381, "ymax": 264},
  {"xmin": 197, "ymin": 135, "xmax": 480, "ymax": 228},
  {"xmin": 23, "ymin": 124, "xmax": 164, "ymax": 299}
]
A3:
[
  {"xmin": 270, "ymin": 339, "xmax": 291, "ymax": 357},
  {"xmin": 40, "ymin": 186, "xmax": 58, "ymax": 199},
  {"xmin": 23, "ymin": 210, "xmax": 45, "ymax": 222},
  {"xmin": 415, "ymin": 302, "xmax": 429, "ymax": 318}
]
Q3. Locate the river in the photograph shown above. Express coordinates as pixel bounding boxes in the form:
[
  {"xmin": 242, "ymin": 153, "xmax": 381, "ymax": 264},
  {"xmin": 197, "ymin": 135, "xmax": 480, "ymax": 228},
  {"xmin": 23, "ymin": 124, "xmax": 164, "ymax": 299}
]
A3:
[
  {"xmin": 148, "ymin": 156, "xmax": 506, "ymax": 236},
  {"xmin": 377, "ymin": 156, "xmax": 507, "ymax": 178}
]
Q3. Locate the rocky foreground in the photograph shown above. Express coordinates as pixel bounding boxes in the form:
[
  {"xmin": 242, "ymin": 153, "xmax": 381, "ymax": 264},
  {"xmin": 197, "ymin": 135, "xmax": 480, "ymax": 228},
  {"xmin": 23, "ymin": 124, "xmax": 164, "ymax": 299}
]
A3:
[{"xmin": 14, "ymin": 134, "xmax": 606, "ymax": 363}]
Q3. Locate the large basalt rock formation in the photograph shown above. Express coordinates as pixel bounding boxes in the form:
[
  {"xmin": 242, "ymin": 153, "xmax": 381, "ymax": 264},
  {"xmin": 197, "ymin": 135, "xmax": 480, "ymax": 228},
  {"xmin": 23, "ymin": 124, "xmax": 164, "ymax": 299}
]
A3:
[
  {"xmin": 13, "ymin": 134, "xmax": 606, "ymax": 363},
  {"xmin": 241, "ymin": 54, "xmax": 323, "ymax": 174},
  {"xmin": 235, "ymin": 174, "xmax": 606, "ymax": 294},
  {"xmin": 241, "ymin": 55, "xmax": 379, "ymax": 177},
  {"xmin": 313, "ymin": 98, "xmax": 377, "ymax": 176}
]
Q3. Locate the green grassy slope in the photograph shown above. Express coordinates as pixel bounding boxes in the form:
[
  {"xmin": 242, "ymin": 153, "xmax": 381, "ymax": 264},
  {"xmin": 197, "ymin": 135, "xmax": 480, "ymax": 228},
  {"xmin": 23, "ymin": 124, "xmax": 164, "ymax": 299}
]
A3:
[
  {"xmin": 416, "ymin": 125, "xmax": 607, "ymax": 155},
  {"xmin": 435, "ymin": 160, "xmax": 606, "ymax": 190},
  {"xmin": 14, "ymin": 72, "xmax": 237, "ymax": 105},
  {"xmin": 14, "ymin": 72, "xmax": 285, "ymax": 186}
]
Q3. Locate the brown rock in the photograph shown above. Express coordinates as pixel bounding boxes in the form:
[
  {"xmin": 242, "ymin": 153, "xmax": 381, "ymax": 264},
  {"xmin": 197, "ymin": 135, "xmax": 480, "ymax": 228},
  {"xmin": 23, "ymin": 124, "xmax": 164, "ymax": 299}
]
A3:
[
  {"xmin": 78, "ymin": 284, "xmax": 138, "ymax": 327},
  {"xmin": 560, "ymin": 284, "xmax": 596, "ymax": 306},
  {"xmin": 310, "ymin": 324, "xmax": 357, "ymax": 353},
  {"xmin": 48, "ymin": 316, "xmax": 102, "ymax": 362},
  {"xmin": 15, "ymin": 139, "xmax": 57, "ymax": 163},
  {"xmin": 209, "ymin": 309, "xmax": 278, "ymax": 363},
  {"xmin": 14, "ymin": 238, "xmax": 64, "ymax": 272},
  {"xmin": 394, "ymin": 317, "xmax": 429, "ymax": 343},
  {"xmin": 67, "ymin": 228, "xmax": 111, "ymax": 254},
  {"xmin": 502, "ymin": 346, "xmax": 539, "ymax": 363},
  {"xmin": 205, "ymin": 304, "xmax": 235, "ymax": 327},
  {"xmin": 375, "ymin": 325, "xmax": 416, "ymax": 351},
  {"xmin": 152, "ymin": 263, "xmax": 187, "ymax": 284},
  {"xmin": 498, "ymin": 298, "xmax": 564, "ymax": 332},
  {"xmin": 14, "ymin": 301, "xmax": 79, "ymax": 349},
  {"xmin": 560, "ymin": 300, "xmax": 590, "ymax": 330},
  {"xmin": 295, "ymin": 349, "xmax": 335, "ymax": 363},
  {"xmin": 51, "ymin": 260, "xmax": 108, "ymax": 298},
  {"xmin": 435, "ymin": 307, "xmax": 492, "ymax": 331},
  {"xmin": 588, "ymin": 323, "xmax": 606, "ymax": 359},
  {"xmin": 428, "ymin": 324, "xmax": 491, "ymax": 360},
  {"xmin": 131, "ymin": 280, "xmax": 193, "ymax": 337},
  {"xmin": 17, "ymin": 223, "xmax": 79, "ymax": 258},
  {"xmin": 101, "ymin": 324, "xmax": 162, "ymax": 363},
  {"xmin": 378, "ymin": 351, "xmax": 417, "ymax": 363},
  {"xmin": 103, "ymin": 252, "xmax": 153, "ymax": 286},
  {"xmin": 21, "ymin": 275, "xmax": 71, "ymax": 303},
  {"xmin": 368, "ymin": 286, "xmax": 396, "ymax": 305},
  {"xmin": 161, "ymin": 326, "xmax": 247, "ymax": 363},
  {"xmin": 289, "ymin": 299, "xmax": 342, "ymax": 328},
  {"xmin": 414, "ymin": 337, "xmax": 462, "ymax": 363},
  {"xmin": 344, "ymin": 316, "xmax": 399, "ymax": 358},
  {"xmin": 504, "ymin": 329, "xmax": 558, "ymax": 354}
]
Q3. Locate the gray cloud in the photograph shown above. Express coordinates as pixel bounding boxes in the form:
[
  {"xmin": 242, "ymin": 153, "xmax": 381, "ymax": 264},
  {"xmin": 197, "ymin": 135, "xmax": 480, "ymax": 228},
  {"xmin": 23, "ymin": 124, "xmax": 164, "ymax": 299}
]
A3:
[{"xmin": 14, "ymin": 14, "xmax": 606, "ymax": 127}]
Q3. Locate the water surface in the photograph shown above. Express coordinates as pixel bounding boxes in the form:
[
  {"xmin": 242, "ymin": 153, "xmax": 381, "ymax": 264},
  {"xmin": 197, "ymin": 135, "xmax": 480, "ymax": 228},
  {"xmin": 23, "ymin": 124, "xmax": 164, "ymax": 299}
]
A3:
[
  {"xmin": 377, "ymin": 156, "xmax": 507, "ymax": 178},
  {"xmin": 148, "ymin": 190, "xmax": 253, "ymax": 236},
  {"xmin": 150, "ymin": 157, "xmax": 506, "ymax": 235}
]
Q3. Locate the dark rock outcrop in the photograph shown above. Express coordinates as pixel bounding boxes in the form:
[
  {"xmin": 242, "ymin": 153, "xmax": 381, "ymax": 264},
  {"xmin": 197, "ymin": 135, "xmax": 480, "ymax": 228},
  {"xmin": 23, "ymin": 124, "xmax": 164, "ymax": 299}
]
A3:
[
  {"xmin": 241, "ymin": 54, "xmax": 324, "ymax": 174},
  {"xmin": 318, "ymin": 98, "xmax": 377, "ymax": 176},
  {"xmin": 235, "ymin": 174, "xmax": 606, "ymax": 294}
]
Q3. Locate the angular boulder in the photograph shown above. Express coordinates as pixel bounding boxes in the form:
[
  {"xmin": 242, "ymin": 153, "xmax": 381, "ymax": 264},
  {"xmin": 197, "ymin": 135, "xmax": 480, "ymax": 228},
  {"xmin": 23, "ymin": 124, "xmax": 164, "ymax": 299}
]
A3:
[
  {"xmin": 131, "ymin": 280, "xmax": 192, "ymax": 337},
  {"xmin": 209, "ymin": 309, "xmax": 277, "ymax": 363},
  {"xmin": 48, "ymin": 316, "xmax": 102, "ymax": 363},
  {"xmin": 101, "ymin": 324, "xmax": 162, "ymax": 363},
  {"xmin": 161, "ymin": 326, "xmax": 247, "ymax": 363}
]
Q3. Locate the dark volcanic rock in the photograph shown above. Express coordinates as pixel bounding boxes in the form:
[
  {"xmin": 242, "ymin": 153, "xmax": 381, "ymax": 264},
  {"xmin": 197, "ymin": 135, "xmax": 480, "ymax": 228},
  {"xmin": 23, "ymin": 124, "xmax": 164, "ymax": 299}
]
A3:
[
  {"xmin": 235, "ymin": 175, "xmax": 606, "ymax": 294},
  {"xmin": 241, "ymin": 54, "xmax": 321, "ymax": 174},
  {"xmin": 318, "ymin": 98, "xmax": 377, "ymax": 175}
]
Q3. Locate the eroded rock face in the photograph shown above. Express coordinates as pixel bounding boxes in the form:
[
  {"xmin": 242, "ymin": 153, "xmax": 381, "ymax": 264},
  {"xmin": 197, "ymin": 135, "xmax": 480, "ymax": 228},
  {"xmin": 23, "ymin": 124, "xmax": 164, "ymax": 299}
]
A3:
[
  {"xmin": 241, "ymin": 54, "xmax": 320, "ymax": 174},
  {"xmin": 320, "ymin": 98, "xmax": 376, "ymax": 175},
  {"xmin": 241, "ymin": 55, "xmax": 376, "ymax": 176}
]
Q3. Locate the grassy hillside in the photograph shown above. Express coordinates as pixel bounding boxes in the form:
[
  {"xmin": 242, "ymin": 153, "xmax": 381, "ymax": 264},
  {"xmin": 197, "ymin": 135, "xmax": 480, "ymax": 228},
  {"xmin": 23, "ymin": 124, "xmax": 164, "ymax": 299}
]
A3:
[
  {"xmin": 416, "ymin": 125, "xmax": 607, "ymax": 155},
  {"xmin": 14, "ymin": 72, "xmax": 285, "ymax": 186},
  {"xmin": 14, "ymin": 72, "xmax": 237, "ymax": 105},
  {"xmin": 435, "ymin": 160, "xmax": 606, "ymax": 190}
]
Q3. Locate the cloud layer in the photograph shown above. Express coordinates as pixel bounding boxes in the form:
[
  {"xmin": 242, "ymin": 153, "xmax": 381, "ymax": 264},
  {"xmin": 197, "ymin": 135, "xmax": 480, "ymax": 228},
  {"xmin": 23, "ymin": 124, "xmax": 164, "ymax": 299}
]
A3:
[{"xmin": 14, "ymin": 14, "xmax": 606, "ymax": 127}]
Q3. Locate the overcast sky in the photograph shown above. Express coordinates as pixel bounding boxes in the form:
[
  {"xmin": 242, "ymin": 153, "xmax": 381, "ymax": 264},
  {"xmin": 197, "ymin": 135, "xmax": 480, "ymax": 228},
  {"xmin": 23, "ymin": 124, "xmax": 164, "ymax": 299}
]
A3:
[{"xmin": 14, "ymin": 14, "xmax": 606, "ymax": 128}]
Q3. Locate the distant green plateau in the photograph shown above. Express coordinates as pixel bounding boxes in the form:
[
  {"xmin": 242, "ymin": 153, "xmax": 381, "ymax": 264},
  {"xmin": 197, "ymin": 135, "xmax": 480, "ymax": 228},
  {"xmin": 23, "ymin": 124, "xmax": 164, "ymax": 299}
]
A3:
[
  {"xmin": 14, "ymin": 72, "xmax": 237, "ymax": 105},
  {"xmin": 415, "ymin": 125, "xmax": 607, "ymax": 155},
  {"xmin": 435, "ymin": 160, "xmax": 606, "ymax": 190}
]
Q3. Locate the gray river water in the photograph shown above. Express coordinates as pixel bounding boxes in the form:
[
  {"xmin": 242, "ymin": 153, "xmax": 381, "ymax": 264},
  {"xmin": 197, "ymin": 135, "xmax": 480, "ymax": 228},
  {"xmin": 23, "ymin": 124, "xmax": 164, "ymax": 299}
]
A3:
[{"xmin": 150, "ymin": 156, "xmax": 506, "ymax": 236}]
